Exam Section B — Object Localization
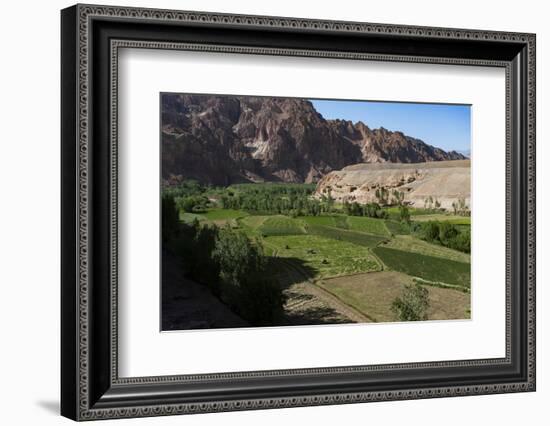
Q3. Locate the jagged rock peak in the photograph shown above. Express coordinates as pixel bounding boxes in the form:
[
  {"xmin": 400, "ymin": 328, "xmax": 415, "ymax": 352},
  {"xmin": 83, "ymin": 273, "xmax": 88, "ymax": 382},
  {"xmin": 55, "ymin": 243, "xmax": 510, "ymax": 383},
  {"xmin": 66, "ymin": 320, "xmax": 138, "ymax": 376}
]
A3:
[{"xmin": 161, "ymin": 94, "xmax": 466, "ymax": 185}]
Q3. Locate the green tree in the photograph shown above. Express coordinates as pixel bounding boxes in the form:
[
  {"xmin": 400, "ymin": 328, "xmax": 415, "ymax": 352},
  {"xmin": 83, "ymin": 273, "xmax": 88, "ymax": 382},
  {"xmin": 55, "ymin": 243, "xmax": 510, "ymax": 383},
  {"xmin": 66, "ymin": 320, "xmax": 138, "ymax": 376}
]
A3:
[
  {"xmin": 423, "ymin": 221, "xmax": 440, "ymax": 242},
  {"xmin": 447, "ymin": 228, "xmax": 471, "ymax": 253},
  {"xmin": 212, "ymin": 228, "xmax": 263, "ymax": 288},
  {"xmin": 438, "ymin": 221, "xmax": 459, "ymax": 244},
  {"xmin": 212, "ymin": 227, "xmax": 285, "ymax": 325},
  {"xmin": 391, "ymin": 284, "xmax": 430, "ymax": 321},
  {"xmin": 399, "ymin": 205, "xmax": 411, "ymax": 223}
]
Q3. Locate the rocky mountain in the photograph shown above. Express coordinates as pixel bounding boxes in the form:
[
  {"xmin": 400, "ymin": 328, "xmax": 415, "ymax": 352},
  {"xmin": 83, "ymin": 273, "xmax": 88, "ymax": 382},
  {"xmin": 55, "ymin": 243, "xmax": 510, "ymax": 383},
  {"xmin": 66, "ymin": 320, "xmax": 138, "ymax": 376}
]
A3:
[{"xmin": 161, "ymin": 94, "xmax": 466, "ymax": 185}]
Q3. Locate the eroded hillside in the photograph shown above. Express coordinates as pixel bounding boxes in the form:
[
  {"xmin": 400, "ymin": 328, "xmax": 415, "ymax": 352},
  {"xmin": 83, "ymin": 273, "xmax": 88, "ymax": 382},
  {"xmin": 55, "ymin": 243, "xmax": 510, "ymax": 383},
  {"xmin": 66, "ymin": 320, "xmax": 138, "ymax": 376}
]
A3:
[{"xmin": 315, "ymin": 160, "xmax": 470, "ymax": 210}]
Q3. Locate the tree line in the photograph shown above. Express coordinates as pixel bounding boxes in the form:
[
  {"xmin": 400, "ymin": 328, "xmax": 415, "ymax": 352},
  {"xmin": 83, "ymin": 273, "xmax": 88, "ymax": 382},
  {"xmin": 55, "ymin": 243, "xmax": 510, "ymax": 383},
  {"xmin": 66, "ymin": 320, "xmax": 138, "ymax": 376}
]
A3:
[
  {"xmin": 162, "ymin": 194, "xmax": 285, "ymax": 325},
  {"xmin": 343, "ymin": 200, "xmax": 389, "ymax": 219},
  {"xmin": 412, "ymin": 221, "xmax": 471, "ymax": 253},
  {"xmin": 219, "ymin": 184, "xmax": 333, "ymax": 216}
]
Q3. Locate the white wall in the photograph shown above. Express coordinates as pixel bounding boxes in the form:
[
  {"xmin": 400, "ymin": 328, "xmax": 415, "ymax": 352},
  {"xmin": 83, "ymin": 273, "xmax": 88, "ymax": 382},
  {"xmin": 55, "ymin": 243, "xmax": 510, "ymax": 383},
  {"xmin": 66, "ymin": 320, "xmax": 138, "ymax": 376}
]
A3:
[{"xmin": 0, "ymin": 0, "xmax": 546, "ymax": 424}]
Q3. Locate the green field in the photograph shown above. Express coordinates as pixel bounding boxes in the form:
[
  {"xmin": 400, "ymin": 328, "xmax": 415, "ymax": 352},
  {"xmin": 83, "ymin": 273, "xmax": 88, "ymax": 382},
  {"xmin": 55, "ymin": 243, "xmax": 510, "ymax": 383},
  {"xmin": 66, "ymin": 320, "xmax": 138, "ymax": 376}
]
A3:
[
  {"xmin": 266, "ymin": 234, "xmax": 381, "ymax": 278},
  {"xmin": 307, "ymin": 224, "xmax": 387, "ymax": 248},
  {"xmin": 372, "ymin": 246, "xmax": 470, "ymax": 288},
  {"xmin": 302, "ymin": 215, "xmax": 347, "ymax": 229},
  {"xmin": 411, "ymin": 214, "xmax": 471, "ymax": 225},
  {"xmin": 385, "ymin": 207, "xmax": 436, "ymax": 217},
  {"xmin": 179, "ymin": 211, "xmax": 205, "ymax": 223},
  {"xmin": 179, "ymin": 206, "xmax": 470, "ymax": 289},
  {"xmin": 384, "ymin": 220, "xmax": 411, "ymax": 235},
  {"xmin": 239, "ymin": 215, "xmax": 268, "ymax": 228},
  {"xmin": 346, "ymin": 216, "xmax": 390, "ymax": 236},
  {"xmin": 200, "ymin": 208, "xmax": 249, "ymax": 221},
  {"xmin": 302, "ymin": 215, "xmax": 390, "ymax": 236},
  {"xmin": 258, "ymin": 216, "xmax": 307, "ymax": 236},
  {"xmin": 384, "ymin": 235, "xmax": 471, "ymax": 263}
]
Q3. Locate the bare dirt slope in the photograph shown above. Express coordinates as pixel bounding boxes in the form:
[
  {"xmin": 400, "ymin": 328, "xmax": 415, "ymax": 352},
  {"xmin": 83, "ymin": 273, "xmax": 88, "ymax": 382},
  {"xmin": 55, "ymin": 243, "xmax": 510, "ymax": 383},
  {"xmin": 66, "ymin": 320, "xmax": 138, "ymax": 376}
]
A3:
[{"xmin": 315, "ymin": 160, "xmax": 470, "ymax": 210}]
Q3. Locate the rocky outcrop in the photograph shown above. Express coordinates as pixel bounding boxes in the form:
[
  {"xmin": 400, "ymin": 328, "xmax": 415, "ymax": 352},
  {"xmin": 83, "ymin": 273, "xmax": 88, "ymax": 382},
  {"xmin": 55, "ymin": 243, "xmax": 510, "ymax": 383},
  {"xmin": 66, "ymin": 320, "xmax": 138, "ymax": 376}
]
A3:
[
  {"xmin": 315, "ymin": 160, "xmax": 470, "ymax": 211},
  {"xmin": 161, "ymin": 94, "xmax": 466, "ymax": 185}
]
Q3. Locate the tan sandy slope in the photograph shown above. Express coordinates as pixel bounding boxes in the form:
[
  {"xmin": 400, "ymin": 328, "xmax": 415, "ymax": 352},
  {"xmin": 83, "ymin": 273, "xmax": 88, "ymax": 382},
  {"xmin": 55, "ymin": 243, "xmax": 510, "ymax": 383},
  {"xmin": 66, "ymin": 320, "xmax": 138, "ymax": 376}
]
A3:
[{"xmin": 315, "ymin": 160, "xmax": 470, "ymax": 211}]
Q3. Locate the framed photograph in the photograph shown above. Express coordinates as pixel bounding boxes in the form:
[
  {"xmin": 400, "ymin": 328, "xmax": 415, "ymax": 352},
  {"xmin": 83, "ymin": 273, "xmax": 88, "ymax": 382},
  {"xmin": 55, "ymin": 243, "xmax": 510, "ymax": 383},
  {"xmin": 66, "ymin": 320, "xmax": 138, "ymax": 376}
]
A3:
[{"xmin": 61, "ymin": 4, "xmax": 536, "ymax": 421}]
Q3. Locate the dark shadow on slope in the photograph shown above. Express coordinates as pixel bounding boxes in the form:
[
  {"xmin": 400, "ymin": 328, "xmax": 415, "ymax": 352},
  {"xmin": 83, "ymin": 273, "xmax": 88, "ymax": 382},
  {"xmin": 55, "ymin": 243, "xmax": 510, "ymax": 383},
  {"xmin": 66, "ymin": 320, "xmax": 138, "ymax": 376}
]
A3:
[
  {"xmin": 161, "ymin": 250, "xmax": 249, "ymax": 331},
  {"xmin": 162, "ymin": 250, "xmax": 353, "ymax": 330}
]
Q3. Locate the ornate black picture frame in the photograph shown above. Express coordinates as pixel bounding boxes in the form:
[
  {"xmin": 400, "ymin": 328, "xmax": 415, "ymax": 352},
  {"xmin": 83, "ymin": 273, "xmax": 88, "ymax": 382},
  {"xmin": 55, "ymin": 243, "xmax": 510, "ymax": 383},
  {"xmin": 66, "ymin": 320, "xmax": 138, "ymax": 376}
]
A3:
[{"xmin": 61, "ymin": 4, "xmax": 536, "ymax": 421}]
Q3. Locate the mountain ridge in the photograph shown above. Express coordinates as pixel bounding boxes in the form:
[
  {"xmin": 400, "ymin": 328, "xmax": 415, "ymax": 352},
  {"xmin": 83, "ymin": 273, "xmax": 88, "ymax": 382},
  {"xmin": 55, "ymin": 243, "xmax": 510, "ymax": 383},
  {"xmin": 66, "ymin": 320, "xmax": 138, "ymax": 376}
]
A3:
[{"xmin": 161, "ymin": 94, "xmax": 466, "ymax": 185}]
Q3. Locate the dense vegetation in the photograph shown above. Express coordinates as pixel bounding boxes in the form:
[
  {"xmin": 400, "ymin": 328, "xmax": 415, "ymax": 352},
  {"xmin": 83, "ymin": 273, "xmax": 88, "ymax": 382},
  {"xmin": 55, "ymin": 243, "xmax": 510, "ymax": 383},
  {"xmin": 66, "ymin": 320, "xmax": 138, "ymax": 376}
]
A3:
[
  {"xmin": 343, "ymin": 201, "xmax": 389, "ymax": 219},
  {"xmin": 412, "ymin": 221, "xmax": 471, "ymax": 253},
  {"xmin": 220, "ymin": 183, "xmax": 326, "ymax": 216},
  {"xmin": 163, "ymin": 198, "xmax": 285, "ymax": 326},
  {"xmin": 162, "ymin": 180, "xmax": 213, "ymax": 213}
]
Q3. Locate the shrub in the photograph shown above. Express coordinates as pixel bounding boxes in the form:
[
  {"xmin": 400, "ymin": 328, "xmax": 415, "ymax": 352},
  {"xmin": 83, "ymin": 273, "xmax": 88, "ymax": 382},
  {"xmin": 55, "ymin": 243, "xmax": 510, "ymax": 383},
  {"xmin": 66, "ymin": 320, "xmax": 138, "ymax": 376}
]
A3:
[
  {"xmin": 438, "ymin": 221, "xmax": 459, "ymax": 243},
  {"xmin": 391, "ymin": 284, "xmax": 430, "ymax": 321},
  {"xmin": 423, "ymin": 221, "xmax": 440, "ymax": 243}
]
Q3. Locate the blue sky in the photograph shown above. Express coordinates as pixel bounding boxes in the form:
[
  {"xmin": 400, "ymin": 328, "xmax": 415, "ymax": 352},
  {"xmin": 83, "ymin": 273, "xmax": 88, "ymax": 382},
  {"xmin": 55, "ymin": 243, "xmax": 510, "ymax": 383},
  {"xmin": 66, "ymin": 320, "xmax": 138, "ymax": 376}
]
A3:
[{"xmin": 310, "ymin": 99, "xmax": 471, "ymax": 153}]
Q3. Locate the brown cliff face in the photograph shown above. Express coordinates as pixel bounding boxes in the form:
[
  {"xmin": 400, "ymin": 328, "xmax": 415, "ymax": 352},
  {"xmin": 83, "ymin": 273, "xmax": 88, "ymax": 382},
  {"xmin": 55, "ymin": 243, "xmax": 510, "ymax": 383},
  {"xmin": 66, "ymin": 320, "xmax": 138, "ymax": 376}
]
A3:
[{"xmin": 161, "ymin": 94, "xmax": 465, "ymax": 185}]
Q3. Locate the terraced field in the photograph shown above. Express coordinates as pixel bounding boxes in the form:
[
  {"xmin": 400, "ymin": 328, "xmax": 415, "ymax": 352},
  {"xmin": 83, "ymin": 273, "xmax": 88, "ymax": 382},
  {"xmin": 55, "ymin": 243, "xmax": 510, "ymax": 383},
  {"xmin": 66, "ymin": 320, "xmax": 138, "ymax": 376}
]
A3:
[
  {"xmin": 266, "ymin": 234, "xmax": 381, "ymax": 278},
  {"xmin": 258, "ymin": 216, "xmax": 307, "ymax": 236},
  {"xmin": 411, "ymin": 214, "xmax": 471, "ymax": 225},
  {"xmin": 384, "ymin": 220, "xmax": 411, "ymax": 235},
  {"xmin": 238, "ymin": 215, "xmax": 267, "ymax": 235},
  {"xmin": 383, "ymin": 235, "xmax": 471, "ymax": 263},
  {"xmin": 372, "ymin": 246, "xmax": 471, "ymax": 288},
  {"xmin": 302, "ymin": 215, "xmax": 348, "ymax": 228},
  {"xmin": 174, "ymin": 203, "xmax": 471, "ymax": 324},
  {"xmin": 385, "ymin": 207, "xmax": 436, "ymax": 217},
  {"xmin": 181, "ymin": 208, "xmax": 250, "ymax": 226},
  {"xmin": 306, "ymin": 224, "xmax": 387, "ymax": 248},
  {"xmin": 346, "ymin": 216, "xmax": 390, "ymax": 236},
  {"xmin": 202, "ymin": 208, "xmax": 248, "ymax": 220}
]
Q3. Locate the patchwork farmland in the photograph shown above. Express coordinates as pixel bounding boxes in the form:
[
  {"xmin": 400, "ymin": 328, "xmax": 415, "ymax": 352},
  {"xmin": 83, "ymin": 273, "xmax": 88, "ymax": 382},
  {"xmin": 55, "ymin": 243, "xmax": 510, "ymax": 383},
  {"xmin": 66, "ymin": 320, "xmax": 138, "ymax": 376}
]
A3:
[{"xmin": 163, "ymin": 181, "xmax": 471, "ymax": 328}]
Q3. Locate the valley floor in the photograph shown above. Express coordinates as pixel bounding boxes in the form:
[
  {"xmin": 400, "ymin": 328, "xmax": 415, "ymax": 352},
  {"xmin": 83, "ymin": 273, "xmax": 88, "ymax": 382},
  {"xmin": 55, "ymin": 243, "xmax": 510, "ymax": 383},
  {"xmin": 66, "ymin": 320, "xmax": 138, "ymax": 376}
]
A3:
[{"xmin": 163, "ymin": 206, "xmax": 471, "ymax": 329}]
